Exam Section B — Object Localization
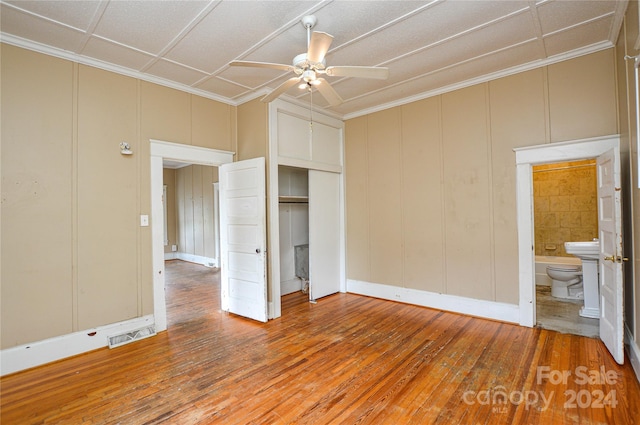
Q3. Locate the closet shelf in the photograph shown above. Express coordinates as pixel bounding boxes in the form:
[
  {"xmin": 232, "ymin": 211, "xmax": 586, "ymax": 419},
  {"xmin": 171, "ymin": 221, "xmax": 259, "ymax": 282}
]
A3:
[{"xmin": 279, "ymin": 195, "xmax": 309, "ymax": 204}]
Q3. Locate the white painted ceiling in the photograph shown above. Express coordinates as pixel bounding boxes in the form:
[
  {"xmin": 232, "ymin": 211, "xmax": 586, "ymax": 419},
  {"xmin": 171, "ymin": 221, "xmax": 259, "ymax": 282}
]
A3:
[{"xmin": 0, "ymin": 0, "xmax": 628, "ymax": 119}]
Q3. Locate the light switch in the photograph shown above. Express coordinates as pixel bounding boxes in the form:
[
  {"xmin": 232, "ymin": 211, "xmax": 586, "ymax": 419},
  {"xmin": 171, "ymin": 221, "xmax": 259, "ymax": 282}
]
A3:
[{"xmin": 140, "ymin": 214, "xmax": 149, "ymax": 226}]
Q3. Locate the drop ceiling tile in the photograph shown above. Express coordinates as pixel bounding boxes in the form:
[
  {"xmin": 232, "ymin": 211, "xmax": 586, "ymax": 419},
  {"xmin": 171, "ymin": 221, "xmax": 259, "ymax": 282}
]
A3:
[
  {"xmin": 165, "ymin": 1, "xmax": 316, "ymax": 73},
  {"xmin": 82, "ymin": 36, "xmax": 155, "ymax": 71},
  {"xmin": 398, "ymin": 10, "xmax": 537, "ymax": 75},
  {"xmin": 0, "ymin": 5, "xmax": 86, "ymax": 52},
  {"xmin": 195, "ymin": 76, "xmax": 256, "ymax": 99},
  {"xmin": 242, "ymin": 1, "xmax": 432, "ymax": 65},
  {"xmin": 445, "ymin": 40, "xmax": 543, "ymax": 82},
  {"xmin": 4, "ymin": 0, "xmax": 102, "ymax": 31},
  {"xmin": 218, "ymin": 66, "xmax": 289, "ymax": 90},
  {"xmin": 543, "ymin": 16, "xmax": 614, "ymax": 57},
  {"xmin": 332, "ymin": 89, "xmax": 400, "ymax": 116},
  {"xmin": 328, "ymin": 12, "xmax": 538, "ymax": 100},
  {"xmin": 327, "ymin": 0, "xmax": 529, "ymax": 67},
  {"xmin": 307, "ymin": 1, "xmax": 430, "ymax": 44},
  {"xmin": 322, "ymin": 77, "xmax": 394, "ymax": 103},
  {"xmin": 536, "ymin": 0, "xmax": 618, "ymax": 35},
  {"xmin": 93, "ymin": 1, "xmax": 211, "ymax": 55},
  {"xmin": 144, "ymin": 59, "xmax": 209, "ymax": 86},
  {"xmin": 335, "ymin": 40, "xmax": 542, "ymax": 116},
  {"xmin": 240, "ymin": 1, "xmax": 429, "ymax": 68}
]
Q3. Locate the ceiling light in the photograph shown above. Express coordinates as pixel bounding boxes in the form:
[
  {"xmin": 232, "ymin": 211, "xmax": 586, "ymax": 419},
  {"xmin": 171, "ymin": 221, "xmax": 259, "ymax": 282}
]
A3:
[{"xmin": 302, "ymin": 69, "xmax": 316, "ymax": 82}]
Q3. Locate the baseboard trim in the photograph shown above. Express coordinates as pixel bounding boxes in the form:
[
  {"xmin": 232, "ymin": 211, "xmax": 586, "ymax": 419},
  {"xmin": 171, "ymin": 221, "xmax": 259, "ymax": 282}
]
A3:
[
  {"xmin": 1, "ymin": 315, "xmax": 155, "ymax": 376},
  {"xmin": 347, "ymin": 279, "xmax": 519, "ymax": 324},
  {"xmin": 168, "ymin": 252, "xmax": 217, "ymax": 268},
  {"xmin": 625, "ymin": 325, "xmax": 640, "ymax": 384}
]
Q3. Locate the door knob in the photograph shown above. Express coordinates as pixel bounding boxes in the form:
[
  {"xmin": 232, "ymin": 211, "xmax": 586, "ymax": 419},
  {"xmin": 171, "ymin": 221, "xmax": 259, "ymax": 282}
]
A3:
[
  {"xmin": 256, "ymin": 248, "xmax": 261, "ymax": 254},
  {"xmin": 604, "ymin": 256, "xmax": 615, "ymax": 261}
]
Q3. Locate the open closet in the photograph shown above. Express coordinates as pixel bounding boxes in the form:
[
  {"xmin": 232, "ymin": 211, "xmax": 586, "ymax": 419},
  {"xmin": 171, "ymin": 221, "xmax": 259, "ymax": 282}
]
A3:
[
  {"xmin": 268, "ymin": 99, "xmax": 345, "ymax": 314},
  {"xmin": 278, "ymin": 166, "xmax": 310, "ymax": 296}
]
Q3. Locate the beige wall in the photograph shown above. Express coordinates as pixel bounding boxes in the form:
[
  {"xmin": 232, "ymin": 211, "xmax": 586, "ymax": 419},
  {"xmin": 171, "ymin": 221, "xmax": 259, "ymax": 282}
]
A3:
[
  {"xmin": 237, "ymin": 98, "xmax": 268, "ymax": 161},
  {"xmin": 77, "ymin": 63, "xmax": 140, "ymax": 328},
  {"xmin": 346, "ymin": 49, "xmax": 618, "ymax": 305},
  {"xmin": 1, "ymin": 46, "xmax": 75, "ymax": 346},
  {"xmin": 1, "ymin": 44, "xmax": 236, "ymax": 349},
  {"xmin": 533, "ymin": 160, "xmax": 598, "ymax": 257},
  {"xmin": 174, "ymin": 165, "xmax": 218, "ymax": 259}
]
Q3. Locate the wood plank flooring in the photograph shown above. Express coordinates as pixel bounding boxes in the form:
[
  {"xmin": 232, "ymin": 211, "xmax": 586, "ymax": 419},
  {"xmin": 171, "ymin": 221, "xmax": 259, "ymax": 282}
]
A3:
[{"xmin": 2, "ymin": 260, "xmax": 639, "ymax": 424}]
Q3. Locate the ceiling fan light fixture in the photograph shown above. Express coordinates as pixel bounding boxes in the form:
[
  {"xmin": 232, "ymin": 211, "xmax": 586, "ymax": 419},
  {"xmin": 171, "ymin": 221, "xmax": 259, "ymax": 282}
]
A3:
[
  {"xmin": 229, "ymin": 14, "xmax": 388, "ymax": 107},
  {"xmin": 302, "ymin": 69, "xmax": 316, "ymax": 82}
]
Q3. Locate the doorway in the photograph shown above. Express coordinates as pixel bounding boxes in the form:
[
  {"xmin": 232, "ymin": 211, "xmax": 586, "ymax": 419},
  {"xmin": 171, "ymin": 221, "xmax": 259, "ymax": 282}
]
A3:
[
  {"xmin": 515, "ymin": 134, "xmax": 625, "ymax": 363},
  {"xmin": 150, "ymin": 140, "xmax": 234, "ymax": 332},
  {"xmin": 532, "ymin": 159, "xmax": 599, "ymax": 337}
]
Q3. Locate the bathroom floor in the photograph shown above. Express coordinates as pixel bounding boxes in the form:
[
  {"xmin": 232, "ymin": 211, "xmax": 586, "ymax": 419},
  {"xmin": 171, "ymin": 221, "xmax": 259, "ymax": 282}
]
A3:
[{"xmin": 536, "ymin": 285, "xmax": 599, "ymax": 338}]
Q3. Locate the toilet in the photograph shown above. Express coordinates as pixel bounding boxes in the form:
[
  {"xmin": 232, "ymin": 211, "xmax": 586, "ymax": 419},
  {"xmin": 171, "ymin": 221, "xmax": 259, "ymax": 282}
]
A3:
[{"xmin": 546, "ymin": 265, "xmax": 583, "ymax": 299}]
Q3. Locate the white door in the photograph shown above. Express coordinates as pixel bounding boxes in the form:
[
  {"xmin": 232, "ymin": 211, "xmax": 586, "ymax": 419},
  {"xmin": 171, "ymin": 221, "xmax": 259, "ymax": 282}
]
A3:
[
  {"xmin": 308, "ymin": 170, "xmax": 341, "ymax": 300},
  {"xmin": 597, "ymin": 148, "xmax": 624, "ymax": 364},
  {"xmin": 219, "ymin": 157, "xmax": 268, "ymax": 322}
]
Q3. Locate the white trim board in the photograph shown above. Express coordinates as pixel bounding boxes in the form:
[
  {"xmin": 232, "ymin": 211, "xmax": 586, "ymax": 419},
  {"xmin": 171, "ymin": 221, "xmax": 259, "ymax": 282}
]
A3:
[
  {"xmin": 347, "ymin": 280, "xmax": 519, "ymax": 324},
  {"xmin": 173, "ymin": 253, "xmax": 218, "ymax": 268},
  {"xmin": 626, "ymin": 326, "xmax": 640, "ymax": 384},
  {"xmin": 1, "ymin": 315, "xmax": 154, "ymax": 376}
]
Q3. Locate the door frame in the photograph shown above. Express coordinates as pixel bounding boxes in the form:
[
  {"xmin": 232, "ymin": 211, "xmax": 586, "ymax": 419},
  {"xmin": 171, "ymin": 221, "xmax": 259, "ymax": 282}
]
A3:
[
  {"xmin": 150, "ymin": 139, "xmax": 234, "ymax": 331},
  {"xmin": 514, "ymin": 134, "xmax": 620, "ymax": 327}
]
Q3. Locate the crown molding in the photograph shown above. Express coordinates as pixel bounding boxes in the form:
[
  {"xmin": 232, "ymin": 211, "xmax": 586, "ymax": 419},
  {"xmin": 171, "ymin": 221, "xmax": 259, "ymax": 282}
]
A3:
[
  {"xmin": 1, "ymin": 33, "xmax": 238, "ymax": 106},
  {"xmin": 1, "ymin": 33, "xmax": 615, "ymax": 121},
  {"xmin": 343, "ymin": 41, "xmax": 614, "ymax": 120}
]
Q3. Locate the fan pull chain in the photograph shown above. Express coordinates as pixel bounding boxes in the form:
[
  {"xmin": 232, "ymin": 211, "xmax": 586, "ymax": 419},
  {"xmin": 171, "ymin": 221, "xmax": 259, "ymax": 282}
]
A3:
[{"xmin": 309, "ymin": 84, "xmax": 314, "ymax": 134}]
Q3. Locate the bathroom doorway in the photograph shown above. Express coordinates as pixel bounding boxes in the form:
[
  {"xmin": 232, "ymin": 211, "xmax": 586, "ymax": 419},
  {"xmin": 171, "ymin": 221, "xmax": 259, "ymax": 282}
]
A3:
[
  {"xmin": 532, "ymin": 158, "xmax": 599, "ymax": 337},
  {"xmin": 515, "ymin": 135, "xmax": 625, "ymax": 363}
]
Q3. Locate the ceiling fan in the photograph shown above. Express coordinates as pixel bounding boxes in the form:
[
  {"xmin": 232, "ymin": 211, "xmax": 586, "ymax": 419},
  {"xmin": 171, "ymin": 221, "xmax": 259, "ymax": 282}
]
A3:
[{"xmin": 229, "ymin": 15, "xmax": 389, "ymax": 107}]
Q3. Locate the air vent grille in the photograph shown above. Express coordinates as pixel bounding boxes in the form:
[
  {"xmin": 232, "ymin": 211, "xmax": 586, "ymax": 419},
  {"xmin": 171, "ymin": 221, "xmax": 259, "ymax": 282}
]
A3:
[{"xmin": 108, "ymin": 325, "xmax": 156, "ymax": 349}]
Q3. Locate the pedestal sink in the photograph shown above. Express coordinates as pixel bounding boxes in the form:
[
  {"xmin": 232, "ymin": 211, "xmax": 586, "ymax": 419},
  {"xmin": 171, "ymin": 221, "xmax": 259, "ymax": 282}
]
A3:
[{"xmin": 565, "ymin": 240, "xmax": 600, "ymax": 318}]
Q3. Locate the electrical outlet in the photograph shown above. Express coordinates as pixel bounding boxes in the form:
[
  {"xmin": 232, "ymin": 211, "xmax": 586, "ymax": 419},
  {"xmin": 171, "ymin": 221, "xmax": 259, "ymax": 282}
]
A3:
[{"xmin": 140, "ymin": 215, "xmax": 149, "ymax": 226}]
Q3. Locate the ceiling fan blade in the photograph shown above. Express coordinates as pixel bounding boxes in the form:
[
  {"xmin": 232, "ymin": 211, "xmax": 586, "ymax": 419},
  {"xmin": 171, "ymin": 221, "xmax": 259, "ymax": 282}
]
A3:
[
  {"xmin": 325, "ymin": 66, "xmax": 389, "ymax": 80},
  {"xmin": 315, "ymin": 78, "xmax": 343, "ymax": 107},
  {"xmin": 307, "ymin": 31, "xmax": 333, "ymax": 63},
  {"xmin": 229, "ymin": 60, "xmax": 294, "ymax": 72},
  {"xmin": 261, "ymin": 77, "xmax": 302, "ymax": 103}
]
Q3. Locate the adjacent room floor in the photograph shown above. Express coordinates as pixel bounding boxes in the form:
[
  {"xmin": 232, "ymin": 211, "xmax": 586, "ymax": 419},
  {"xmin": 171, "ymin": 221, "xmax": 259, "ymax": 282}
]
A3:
[
  {"xmin": 536, "ymin": 285, "xmax": 599, "ymax": 338},
  {"xmin": 1, "ymin": 260, "xmax": 639, "ymax": 424}
]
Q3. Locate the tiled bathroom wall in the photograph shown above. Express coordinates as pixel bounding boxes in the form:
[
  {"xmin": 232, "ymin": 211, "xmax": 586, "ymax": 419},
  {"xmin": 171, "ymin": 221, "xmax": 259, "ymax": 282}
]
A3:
[{"xmin": 533, "ymin": 159, "xmax": 598, "ymax": 257}]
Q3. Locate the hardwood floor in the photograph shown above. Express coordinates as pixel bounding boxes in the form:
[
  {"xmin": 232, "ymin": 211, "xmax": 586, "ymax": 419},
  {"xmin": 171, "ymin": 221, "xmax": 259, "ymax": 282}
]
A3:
[{"xmin": 2, "ymin": 260, "xmax": 639, "ymax": 424}]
